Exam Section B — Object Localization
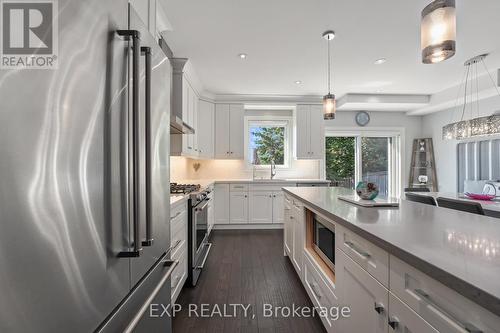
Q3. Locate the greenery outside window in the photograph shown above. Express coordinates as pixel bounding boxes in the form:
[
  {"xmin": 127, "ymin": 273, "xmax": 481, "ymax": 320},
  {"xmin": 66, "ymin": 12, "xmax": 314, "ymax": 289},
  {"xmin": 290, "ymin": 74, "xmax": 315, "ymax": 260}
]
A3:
[{"xmin": 244, "ymin": 117, "xmax": 291, "ymax": 168}]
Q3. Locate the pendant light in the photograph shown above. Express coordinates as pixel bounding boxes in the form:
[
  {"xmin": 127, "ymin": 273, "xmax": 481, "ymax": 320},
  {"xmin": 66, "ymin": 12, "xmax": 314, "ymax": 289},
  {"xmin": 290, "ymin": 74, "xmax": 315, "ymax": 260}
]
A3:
[
  {"xmin": 442, "ymin": 54, "xmax": 500, "ymax": 140},
  {"xmin": 323, "ymin": 30, "xmax": 336, "ymax": 120},
  {"xmin": 421, "ymin": 0, "xmax": 456, "ymax": 64}
]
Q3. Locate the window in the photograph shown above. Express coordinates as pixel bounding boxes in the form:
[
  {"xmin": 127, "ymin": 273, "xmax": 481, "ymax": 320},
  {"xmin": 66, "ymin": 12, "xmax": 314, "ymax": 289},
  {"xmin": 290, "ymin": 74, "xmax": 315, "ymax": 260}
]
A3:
[
  {"xmin": 325, "ymin": 130, "xmax": 402, "ymax": 198},
  {"xmin": 244, "ymin": 117, "xmax": 292, "ymax": 168}
]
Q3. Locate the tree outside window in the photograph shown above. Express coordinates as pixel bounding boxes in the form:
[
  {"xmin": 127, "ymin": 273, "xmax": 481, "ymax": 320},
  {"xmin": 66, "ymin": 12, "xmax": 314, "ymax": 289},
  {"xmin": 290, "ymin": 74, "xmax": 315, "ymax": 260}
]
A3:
[{"xmin": 249, "ymin": 125, "xmax": 285, "ymax": 166}]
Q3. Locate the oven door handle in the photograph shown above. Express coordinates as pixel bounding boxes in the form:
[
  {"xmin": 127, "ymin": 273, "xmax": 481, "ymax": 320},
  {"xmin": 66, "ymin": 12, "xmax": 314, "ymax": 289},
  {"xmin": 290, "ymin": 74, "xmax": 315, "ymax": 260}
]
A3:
[
  {"xmin": 195, "ymin": 199, "xmax": 210, "ymax": 212},
  {"xmin": 196, "ymin": 243, "xmax": 212, "ymax": 269}
]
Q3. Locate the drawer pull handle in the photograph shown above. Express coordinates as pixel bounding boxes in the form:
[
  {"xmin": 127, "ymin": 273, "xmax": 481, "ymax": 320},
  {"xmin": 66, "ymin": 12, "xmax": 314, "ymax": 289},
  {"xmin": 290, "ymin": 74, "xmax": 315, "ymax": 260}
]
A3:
[
  {"xmin": 344, "ymin": 241, "xmax": 371, "ymax": 259},
  {"xmin": 309, "ymin": 282, "xmax": 322, "ymax": 299},
  {"xmin": 170, "ymin": 211, "xmax": 182, "ymax": 220},
  {"xmin": 169, "ymin": 239, "xmax": 182, "ymax": 253},
  {"xmin": 388, "ymin": 316, "xmax": 399, "ymax": 330},
  {"xmin": 374, "ymin": 302, "xmax": 385, "ymax": 314},
  {"xmin": 414, "ymin": 289, "xmax": 483, "ymax": 333}
]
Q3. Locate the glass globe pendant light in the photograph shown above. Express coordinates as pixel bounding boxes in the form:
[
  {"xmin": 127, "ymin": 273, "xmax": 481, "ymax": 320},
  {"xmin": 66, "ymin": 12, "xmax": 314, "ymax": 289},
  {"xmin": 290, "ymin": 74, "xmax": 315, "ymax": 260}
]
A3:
[
  {"xmin": 421, "ymin": 0, "xmax": 456, "ymax": 64},
  {"xmin": 323, "ymin": 30, "xmax": 336, "ymax": 120}
]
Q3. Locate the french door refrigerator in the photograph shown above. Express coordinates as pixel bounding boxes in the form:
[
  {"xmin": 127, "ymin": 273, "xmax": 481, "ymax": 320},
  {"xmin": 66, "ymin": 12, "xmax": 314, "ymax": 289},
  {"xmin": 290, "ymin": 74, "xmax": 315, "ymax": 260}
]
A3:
[{"xmin": 0, "ymin": 1, "xmax": 174, "ymax": 332}]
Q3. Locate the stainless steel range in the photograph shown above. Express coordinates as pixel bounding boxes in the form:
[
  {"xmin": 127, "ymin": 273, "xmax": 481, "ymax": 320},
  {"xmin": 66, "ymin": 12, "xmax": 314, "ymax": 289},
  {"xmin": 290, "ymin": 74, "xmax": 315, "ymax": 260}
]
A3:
[{"xmin": 170, "ymin": 183, "xmax": 213, "ymax": 286}]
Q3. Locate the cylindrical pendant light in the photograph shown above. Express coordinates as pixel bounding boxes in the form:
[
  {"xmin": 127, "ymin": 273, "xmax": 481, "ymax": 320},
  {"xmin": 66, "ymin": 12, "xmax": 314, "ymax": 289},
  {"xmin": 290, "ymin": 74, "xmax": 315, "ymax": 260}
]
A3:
[
  {"xmin": 421, "ymin": 0, "xmax": 456, "ymax": 64},
  {"xmin": 323, "ymin": 30, "xmax": 336, "ymax": 119}
]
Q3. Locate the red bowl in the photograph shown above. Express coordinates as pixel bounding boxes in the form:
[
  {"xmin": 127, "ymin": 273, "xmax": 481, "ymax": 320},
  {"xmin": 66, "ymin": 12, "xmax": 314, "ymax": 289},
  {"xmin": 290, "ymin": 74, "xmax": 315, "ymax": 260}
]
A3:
[{"xmin": 464, "ymin": 193, "xmax": 496, "ymax": 201}]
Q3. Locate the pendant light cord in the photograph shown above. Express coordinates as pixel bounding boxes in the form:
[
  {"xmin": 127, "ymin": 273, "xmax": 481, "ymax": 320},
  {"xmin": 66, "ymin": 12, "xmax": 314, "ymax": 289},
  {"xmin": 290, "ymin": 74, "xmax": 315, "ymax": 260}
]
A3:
[
  {"xmin": 481, "ymin": 59, "xmax": 500, "ymax": 97},
  {"xmin": 460, "ymin": 64, "xmax": 471, "ymax": 121},
  {"xmin": 327, "ymin": 38, "xmax": 331, "ymax": 94}
]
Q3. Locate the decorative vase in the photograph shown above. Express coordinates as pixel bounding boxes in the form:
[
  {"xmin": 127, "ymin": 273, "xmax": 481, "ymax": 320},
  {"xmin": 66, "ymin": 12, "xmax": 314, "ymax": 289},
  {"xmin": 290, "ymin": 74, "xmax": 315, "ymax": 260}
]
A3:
[{"xmin": 356, "ymin": 181, "xmax": 379, "ymax": 200}]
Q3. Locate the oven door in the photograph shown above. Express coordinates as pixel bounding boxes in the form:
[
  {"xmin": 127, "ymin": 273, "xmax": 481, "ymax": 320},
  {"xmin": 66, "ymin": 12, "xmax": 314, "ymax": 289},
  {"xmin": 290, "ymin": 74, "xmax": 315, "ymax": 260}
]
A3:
[{"xmin": 193, "ymin": 199, "xmax": 209, "ymax": 261}]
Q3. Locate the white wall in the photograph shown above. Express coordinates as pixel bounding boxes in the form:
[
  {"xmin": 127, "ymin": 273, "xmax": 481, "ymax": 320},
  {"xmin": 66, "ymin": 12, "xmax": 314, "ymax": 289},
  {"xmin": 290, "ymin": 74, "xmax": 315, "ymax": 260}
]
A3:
[
  {"xmin": 422, "ymin": 95, "xmax": 500, "ymax": 192},
  {"xmin": 325, "ymin": 110, "xmax": 423, "ymax": 189}
]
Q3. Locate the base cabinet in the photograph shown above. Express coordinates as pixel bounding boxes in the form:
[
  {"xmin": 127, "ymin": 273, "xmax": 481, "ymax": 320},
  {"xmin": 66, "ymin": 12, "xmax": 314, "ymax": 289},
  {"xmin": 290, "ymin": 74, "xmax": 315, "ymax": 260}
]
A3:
[
  {"xmin": 388, "ymin": 293, "xmax": 438, "ymax": 333},
  {"xmin": 291, "ymin": 201, "xmax": 304, "ymax": 276},
  {"xmin": 336, "ymin": 250, "xmax": 388, "ymax": 333},
  {"xmin": 249, "ymin": 191, "xmax": 273, "ymax": 224},
  {"xmin": 229, "ymin": 192, "xmax": 248, "ymax": 224},
  {"xmin": 284, "ymin": 195, "xmax": 292, "ymax": 255},
  {"xmin": 214, "ymin": 184, "xmax": 229, "ymax": 224}
]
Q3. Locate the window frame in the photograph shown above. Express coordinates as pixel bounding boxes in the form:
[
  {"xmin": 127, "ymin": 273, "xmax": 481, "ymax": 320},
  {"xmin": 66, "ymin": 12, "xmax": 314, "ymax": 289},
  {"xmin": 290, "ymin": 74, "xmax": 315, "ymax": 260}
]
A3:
[
  {"xmin": 324, "ymin": 127, "xmax": 404, "ymax": 198},
  {"xmin": 244, "ymin": 115, "xmax": 293, "ymax": 169}
]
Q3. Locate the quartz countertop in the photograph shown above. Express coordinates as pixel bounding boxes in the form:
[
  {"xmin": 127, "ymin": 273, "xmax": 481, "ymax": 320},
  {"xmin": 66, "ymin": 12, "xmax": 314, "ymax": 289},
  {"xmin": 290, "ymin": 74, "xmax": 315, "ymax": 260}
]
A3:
[
  {"xmin": 283, "ymin": 186, "xmax": 500, "ymax": 316},
  {"xmin": 172, "ymin": 178, "xmax": 330, "ymax": 186}
]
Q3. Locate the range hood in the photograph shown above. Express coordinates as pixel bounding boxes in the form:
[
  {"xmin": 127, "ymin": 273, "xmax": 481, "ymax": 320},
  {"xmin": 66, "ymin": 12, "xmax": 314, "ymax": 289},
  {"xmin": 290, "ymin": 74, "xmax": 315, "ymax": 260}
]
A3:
[
  {"xmin": 170, "ymin": 115, "xmax": 194, "ymax": 134},
  {"xmin": 169, "ymin": 57, "xmax": 195, "ymax": 135}
]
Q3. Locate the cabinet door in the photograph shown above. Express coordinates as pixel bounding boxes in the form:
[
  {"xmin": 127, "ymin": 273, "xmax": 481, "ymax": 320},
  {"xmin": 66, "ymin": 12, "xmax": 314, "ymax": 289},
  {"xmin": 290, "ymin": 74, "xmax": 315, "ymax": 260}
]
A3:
[
  {"xmin": 215, "ymin": 104, "xmax": 230, "ymax": 159},
  {"xmin": 336, "ymin": 250, "xmax": 388, "ymax": 333},
  {"xmin": 229, "ymin": 104, "xmax": 244, "ymax": 159},
  {"xmin": 272, "ymin": 192, "xmax": 284, "ymax": 223},
  {"xmin": 309, "ymin": 105, "xmax": 325, "ymax": 159},
  {"xmin": 284, "ymin": 196, "xmax": 292, "ymax": 256},
  {"xmin": 388, "ymin": 293, "xmax": 438, "ymax": 333},
  {"xmin": 229, "ymin": 192, "xmax": 248, "ymax": 224},
  {"xmin": 295, "ymin": 105, "xmax": 311, "ymax": 159},
  {"xmin": 214, "ymin": 184, "xmax": 229, "ymax": 224},
  {"xmin": 191, "ymin": 90, "xmax": 198, "ymax": 156},
  {"xmin": 249, "ymin": 191, "xmax": 273, "ymax": 224},
  {"xmin": 197, "ymin": 100, "xmax": 214, "ymax": 158},
  {"xmin": 292, "ymin": 203, "xmax": 304, "ymax": 275}
]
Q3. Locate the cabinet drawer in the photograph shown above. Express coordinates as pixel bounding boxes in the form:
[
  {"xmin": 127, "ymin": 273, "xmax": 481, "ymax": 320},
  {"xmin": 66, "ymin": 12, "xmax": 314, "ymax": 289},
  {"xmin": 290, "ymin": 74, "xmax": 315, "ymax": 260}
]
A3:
[
  {"xmin": 388, "ymin": 292, "xmax": 438, "ymax": 333},
  {"xmin": 390, "ymin": 256, "xmax": 500, "ymax": 333},
  {"xmin": 336, "ymin": 224, "xmax": 389, "ymax": 288},
  {"xmin": 171, "ymin": 247, "xmax": 187, "ymax": 303},
  {"xmin": 304, "ymin": 253, "xmax": 338, "ymax": 331},
  {"xmin": 230, "ymin": 183, "xmax": 248, "ymax": 192},
  {"xmin": 171, "ymin": 210, "xmax": 187, "ymax": 244}
]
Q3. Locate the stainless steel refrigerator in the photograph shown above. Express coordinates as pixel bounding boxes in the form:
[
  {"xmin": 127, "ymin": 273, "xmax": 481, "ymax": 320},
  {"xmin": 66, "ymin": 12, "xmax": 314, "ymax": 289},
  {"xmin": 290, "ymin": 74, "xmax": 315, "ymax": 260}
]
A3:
[{"xmin": 0, "ymin": 1, "xmax": 174, "ymax": 332}]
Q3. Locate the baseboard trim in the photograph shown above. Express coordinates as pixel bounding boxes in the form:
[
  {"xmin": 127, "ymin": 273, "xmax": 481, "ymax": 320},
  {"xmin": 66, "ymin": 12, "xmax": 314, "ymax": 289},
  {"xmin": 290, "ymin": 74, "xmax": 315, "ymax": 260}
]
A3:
[{"xmin": 213, "ymin": 223, "xmax": 284, "ymax": 230}]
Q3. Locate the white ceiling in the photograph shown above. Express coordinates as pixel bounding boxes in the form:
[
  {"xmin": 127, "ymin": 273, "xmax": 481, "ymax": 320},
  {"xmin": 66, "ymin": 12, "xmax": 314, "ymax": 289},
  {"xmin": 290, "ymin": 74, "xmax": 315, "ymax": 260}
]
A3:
[{"xmin": 162, "ymin": 0, "xmax": 500, "ymax": 99}]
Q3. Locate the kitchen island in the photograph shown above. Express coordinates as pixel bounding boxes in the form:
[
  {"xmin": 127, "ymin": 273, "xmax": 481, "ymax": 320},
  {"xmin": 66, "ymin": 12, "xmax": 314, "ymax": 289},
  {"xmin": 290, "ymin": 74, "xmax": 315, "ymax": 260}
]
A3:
[{"xmin": 283, "ymin": 186, "xmax": 500, "ymax": 333}]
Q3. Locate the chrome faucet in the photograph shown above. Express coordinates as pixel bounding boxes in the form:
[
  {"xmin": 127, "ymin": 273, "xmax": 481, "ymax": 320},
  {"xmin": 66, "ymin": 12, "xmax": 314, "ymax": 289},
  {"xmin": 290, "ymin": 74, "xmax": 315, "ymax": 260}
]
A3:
[{"xmin": 270, "ymin": 160, "xmax": 276, "ymax": 179}]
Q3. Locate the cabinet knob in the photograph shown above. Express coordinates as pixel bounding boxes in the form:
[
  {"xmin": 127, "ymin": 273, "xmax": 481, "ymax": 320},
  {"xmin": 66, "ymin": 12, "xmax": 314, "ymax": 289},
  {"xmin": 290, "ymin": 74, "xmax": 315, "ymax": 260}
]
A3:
[
  {"xmin": 374, "ymin": 302, "xmax": 385, "ymax": 314},
  {"xmin": 388, "ymin": 316, "xmax": 399, "ymax": 330}
]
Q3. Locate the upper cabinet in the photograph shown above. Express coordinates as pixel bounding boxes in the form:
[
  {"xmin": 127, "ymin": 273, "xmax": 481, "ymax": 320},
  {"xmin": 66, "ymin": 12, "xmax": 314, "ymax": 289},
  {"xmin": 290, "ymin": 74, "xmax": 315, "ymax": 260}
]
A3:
[
  {"xmin": 294, "ymin": 104, "xmax": 325, "ymax": 160},
  {"xmin": 197, "ymin": 100, "xmax": 215, "ymax": 159},
  {"xmin": 214, "ymin": 104, "xmax": 244, "ymax": 159}
]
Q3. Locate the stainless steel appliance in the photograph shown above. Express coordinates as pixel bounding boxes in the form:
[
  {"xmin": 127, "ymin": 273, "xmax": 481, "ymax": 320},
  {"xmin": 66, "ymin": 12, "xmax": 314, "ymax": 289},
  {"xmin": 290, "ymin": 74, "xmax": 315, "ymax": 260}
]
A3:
[
  {"xmin": 312, "ymin": 215, "xmax": 336, "ymax": 272},
  {"xmin": 0, "ymin": 2, "xmax": 175, "ymax": 332},
  {"xmin": 188, "ymin": 187, "xmax": 213, "ymax": 286}
]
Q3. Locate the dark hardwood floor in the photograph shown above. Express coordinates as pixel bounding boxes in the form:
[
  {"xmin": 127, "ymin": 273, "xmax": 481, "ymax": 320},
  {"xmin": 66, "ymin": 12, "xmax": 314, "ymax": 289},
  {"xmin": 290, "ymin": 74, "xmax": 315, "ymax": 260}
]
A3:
[{"xmin": 172, "ymin": 230, "xmax": 326, "ymax": 333}]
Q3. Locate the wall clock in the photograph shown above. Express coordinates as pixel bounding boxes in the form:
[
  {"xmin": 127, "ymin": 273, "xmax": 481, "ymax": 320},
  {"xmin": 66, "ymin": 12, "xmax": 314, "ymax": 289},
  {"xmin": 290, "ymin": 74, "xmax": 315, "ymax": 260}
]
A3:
[{"xmin": 355, "ymin": 111, "xmax": 370, "ymax": 126}]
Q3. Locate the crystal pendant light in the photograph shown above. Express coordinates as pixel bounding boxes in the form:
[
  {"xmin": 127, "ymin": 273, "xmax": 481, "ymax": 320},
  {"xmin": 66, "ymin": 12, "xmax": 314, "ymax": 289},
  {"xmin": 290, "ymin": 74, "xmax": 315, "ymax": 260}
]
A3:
[
  {"xmin": 421, "ymin": 0, "xmax": 456, "ymax": 64},
  {"xmin": 442, "ymin": 54, "xmax": 500, "ymax": 140},
  {"xmin": 323, "ymin": 31, "xmax": 336, "ymax": 120}
]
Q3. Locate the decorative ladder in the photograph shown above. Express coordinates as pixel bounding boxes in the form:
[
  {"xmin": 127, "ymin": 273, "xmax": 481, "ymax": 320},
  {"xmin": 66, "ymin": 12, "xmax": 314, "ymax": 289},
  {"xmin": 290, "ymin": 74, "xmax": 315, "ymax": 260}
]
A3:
[{"xmin": 408, "ymin": 138, "xmax": 438, "ymax": 192}]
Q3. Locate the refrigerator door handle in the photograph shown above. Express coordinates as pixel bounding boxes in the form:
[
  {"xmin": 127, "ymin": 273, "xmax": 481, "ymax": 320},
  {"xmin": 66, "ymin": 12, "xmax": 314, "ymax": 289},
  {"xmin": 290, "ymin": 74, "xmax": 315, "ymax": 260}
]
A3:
[
  {"xmin": 124, "ymin": 259, "xmax": 179, "ymax": 333},
  {"xmin": 117, "ymin": 29, "xmax": 143, "ymax": 258},
  {"xmin": 141, "ymin": 46, "xmax": 154, "ymax": 247}
]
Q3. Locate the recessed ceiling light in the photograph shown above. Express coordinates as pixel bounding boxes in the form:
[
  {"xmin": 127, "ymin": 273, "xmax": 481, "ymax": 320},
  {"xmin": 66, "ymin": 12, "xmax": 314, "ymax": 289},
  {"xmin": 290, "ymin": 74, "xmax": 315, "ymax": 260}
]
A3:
[
  {"xmin": 238, "ymin": 53, "xmax": 247, "ymax": 59},
  {"xmin": 295, "ymin": 80, "xmax": 302, "ymax": 84},
  {"xmin": 374, "ymin": 58, "xmax": 387, "ymax": 65}
]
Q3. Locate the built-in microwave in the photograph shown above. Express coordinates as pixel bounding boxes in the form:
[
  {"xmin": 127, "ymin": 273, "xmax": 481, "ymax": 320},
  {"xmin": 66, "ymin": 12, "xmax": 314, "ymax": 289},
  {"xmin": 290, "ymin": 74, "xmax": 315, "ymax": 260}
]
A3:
[{"xmin": 312, "ymin": 214, "xmax": 335, "ymax": 272}]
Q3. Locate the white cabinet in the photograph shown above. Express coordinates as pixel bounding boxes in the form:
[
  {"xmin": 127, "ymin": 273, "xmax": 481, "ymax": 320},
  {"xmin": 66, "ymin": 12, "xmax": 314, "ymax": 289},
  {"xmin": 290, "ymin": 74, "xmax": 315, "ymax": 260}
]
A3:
[
  {"xmin": 229, "ymin": 191, "xmax": 248, "ymax": 224},
  {"xmin": 215, "ymin": 104, "xmax": 244, "ymax": 159},
  {"xmin": 295, "ymin": 104, "xmax": 325, "ymax": 159},
  {"xmin": 284, "ymin": 195, "xmax": 293, "ymax": 255},
  {"xmin": 336, "ymin": 250, "xmax": 388, "ymax": 333},
  {"xmin": 272, "ymin": 191, "xmax": 284, "ymax": 223},
  {"xmin": 388, "ymin": 293, "xmax": 438, "ymax": 333},
  {"xmin": 197, "ymin": 100, "xmax": 215, "ymax": 159},
  {"xmin": 291, "ymin": 201, "xmax": 304, "ymax": 275},
  {"xmin": 214, "ymin": 184, "xmax": 229, "ymax": 224},
  {"xmin": 207, "ymin": 191, "xmax": 214, "ymax": 235},
  {"xmin": 249, "ymin": 191, "xmax": 273, "ymax": 224},
  {"xmin": 170, "ymin": 200, "xmax": 188, "ymax": 304}
]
